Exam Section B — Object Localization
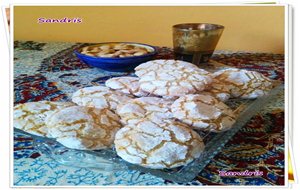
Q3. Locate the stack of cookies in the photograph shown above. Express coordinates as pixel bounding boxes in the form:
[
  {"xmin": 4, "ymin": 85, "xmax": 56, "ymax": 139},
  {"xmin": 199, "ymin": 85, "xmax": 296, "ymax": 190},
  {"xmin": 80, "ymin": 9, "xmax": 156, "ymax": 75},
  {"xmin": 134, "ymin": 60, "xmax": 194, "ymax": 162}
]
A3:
[{"xmin": 14, "ymin": 59, "xmax": 274, "ymax": 169}]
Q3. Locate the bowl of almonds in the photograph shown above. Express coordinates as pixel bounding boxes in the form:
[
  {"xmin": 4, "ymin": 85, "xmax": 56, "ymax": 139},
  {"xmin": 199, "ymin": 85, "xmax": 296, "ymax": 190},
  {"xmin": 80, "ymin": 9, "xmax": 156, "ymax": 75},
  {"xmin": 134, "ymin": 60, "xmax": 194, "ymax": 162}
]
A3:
[{"xmin": 74, "ymin": 42, "xmax": 157, "ymax": 72}]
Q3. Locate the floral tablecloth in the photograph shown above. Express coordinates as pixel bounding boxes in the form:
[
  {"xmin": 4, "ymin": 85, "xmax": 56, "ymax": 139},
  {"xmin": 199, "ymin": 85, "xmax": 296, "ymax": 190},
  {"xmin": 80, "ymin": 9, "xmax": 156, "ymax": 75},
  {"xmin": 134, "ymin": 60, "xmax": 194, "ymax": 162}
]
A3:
[{"xmin": 13, "ymin": 41, "xmax": 285, "ymax": 186}]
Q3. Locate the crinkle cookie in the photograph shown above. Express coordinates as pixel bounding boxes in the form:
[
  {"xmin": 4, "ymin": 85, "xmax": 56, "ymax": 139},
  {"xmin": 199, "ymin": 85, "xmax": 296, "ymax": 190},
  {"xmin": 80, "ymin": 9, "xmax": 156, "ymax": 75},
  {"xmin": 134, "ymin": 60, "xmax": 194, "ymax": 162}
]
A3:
[
  {"xmin": 72, "ymin": 86, "xmax": 132, "ymax": 110},
  {"xmin": 114, "ymin": 119, "xmax": 205, "ymax": 169},
  {"xmin": 137, "ymin": 60, "xmax": 213, "ymax": 97},
  {"xmin": 135, "ymin": 59, "xmax": 199, "ymax": 77},
  {"xmin": 14, "ymin": 101, "xmax": 75, "ymax": 137},
  {"xmin": 171, "ymin": 94, "xmax": 236, "ymax": 132},
  {"xmin": 105, "ymin": 76, "xmax": 149, "ymax": 97},
  {"xmin": 116, "ymin": 97, "xmax": 173, "ymax": 125},
  {"xmin": 201, "ymin": 78, "xmax": 231, "ymax": 102},
  {"xmin": 213, "ymin": 68, "xmax": 274, "ymax": 99},
  {"xmin": 46, "ymin": 106, "xmax": 121, "ymax": 150}
]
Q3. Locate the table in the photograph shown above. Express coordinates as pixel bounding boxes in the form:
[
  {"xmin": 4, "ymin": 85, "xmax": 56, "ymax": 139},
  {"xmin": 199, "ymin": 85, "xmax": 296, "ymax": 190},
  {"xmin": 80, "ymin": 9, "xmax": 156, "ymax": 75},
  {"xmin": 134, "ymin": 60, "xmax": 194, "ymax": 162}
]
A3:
[{"xmin": 13, "ymin": 41, "xmax": 285, "ymax": 186}]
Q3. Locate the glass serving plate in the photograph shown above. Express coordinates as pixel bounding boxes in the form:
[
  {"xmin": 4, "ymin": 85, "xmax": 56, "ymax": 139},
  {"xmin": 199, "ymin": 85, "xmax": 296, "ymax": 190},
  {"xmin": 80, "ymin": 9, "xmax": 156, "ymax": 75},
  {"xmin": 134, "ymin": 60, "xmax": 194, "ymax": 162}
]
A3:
[{"xmin": 14, "ymin": 82, "xmax": 283, "ymax": 183}]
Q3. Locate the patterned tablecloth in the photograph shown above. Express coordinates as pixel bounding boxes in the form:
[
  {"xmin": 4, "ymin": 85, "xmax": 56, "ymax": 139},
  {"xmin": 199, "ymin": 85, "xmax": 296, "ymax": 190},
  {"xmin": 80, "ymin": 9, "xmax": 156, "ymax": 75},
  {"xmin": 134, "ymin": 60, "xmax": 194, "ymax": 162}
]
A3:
[{"xmin": 13, "ymin": 41, "xmax": 285, "ymax": 186}]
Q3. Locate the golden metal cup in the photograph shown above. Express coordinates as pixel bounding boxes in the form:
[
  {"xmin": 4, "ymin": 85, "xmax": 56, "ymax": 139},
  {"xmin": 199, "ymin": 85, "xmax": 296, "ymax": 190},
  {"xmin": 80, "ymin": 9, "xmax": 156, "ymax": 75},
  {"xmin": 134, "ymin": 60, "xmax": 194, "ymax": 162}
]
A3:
[{"xmin": 173, "ymin": 23, "xmax": 224, "ymax": 65}]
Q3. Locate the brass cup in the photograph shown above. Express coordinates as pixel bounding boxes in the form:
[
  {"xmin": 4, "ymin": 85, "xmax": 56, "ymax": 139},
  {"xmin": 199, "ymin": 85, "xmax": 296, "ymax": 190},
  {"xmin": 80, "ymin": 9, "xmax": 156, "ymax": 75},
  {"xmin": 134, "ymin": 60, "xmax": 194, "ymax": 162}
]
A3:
[{"xmin": 173, "ymin": 23, "xmax": 224, "ymax": 65}]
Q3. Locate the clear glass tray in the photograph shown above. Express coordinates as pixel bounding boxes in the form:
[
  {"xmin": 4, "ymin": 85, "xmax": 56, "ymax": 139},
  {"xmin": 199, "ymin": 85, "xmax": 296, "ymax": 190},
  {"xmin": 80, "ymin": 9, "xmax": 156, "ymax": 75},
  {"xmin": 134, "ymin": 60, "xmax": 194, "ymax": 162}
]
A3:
[{"xmin": 14, "ymin": 83, "xmax": 283, "ymax": 183}]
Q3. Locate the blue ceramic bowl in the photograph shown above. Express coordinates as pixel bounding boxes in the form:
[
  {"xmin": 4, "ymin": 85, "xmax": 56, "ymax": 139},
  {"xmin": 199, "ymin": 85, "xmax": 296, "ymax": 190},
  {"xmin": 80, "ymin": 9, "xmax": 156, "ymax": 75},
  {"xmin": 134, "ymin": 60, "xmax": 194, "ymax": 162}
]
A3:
[{"xmin": 74, "ymin": 42, "xmax": 157, "ymax": 72}]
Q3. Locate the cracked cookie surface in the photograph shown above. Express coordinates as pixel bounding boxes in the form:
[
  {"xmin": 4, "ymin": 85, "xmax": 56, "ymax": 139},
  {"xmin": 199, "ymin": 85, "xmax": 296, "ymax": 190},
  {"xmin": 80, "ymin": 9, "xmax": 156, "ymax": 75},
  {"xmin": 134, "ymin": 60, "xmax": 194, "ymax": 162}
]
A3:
[
  {"xmin": 213, "ymin": 68, "xmax": 274, "ymax": 99},
  {"xmin": 171, "ymin": 94, "xmax": 236, "ymax": 132},
  {"xmin": 105, "ymin": 76, "xmax": 149, "ymax": 97},
  {"xmin": 72, "ymin": 86, "xmax": 132, "ymax": 110},
  {"xmin": 114, "ymin": 119, "xmax": 205, "ymax": 169},
  {"xmin": 46, "ymin": 106, "xmax": 122, "ymax": 150},
  {"xmin": 136, "ymin": 59, "xmax": 213, "ymax": 97},
  {"xmin": 14, "ymin": 101, "xmax": 75, "ymax": 137},
  {"xmin": 201, "ymin": 78, "xmax": 231, "ymax": 102},
  {"xmin": 135, "ymin": 59, "xmax": 199, "ymax": 77},
  {"xmin": 116, "ymin": 97, "xmax": 173, "ymax": 125}
]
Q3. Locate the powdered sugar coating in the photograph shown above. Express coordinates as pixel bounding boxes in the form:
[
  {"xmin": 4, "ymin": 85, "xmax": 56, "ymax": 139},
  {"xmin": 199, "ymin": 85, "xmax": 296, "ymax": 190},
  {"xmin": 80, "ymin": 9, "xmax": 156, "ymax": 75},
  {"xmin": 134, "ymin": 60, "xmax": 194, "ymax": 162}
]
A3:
[
  {"xmin": 135, "ymin": 59, "xmax": 199, "ymax": 77},
  {"xmin": 71, "ymin": 86, "xmax": 132, "ymax": 110},
  {"xmin": 171, "ymin": 94, "xmax": 236, "ymax": 132},
  {"xmin": 213, "ymin": 68, "xmax": 274, "ymax": 99},
  {"xmin": 116, "ymin": 97, "xmax": 173, "ymax": 125},
  {"xmin": 46, "ymin": 106, "xmax": 121, "ymax": 150},
  {"xmin": 201, "ymin": 78, "xmax": 231, "ymax": 102},
  {"xmin": 105, "ymin": 76, "xmax": 149, "ymax": 97},
  {"xmin": 14, "ymin": 101, "xmax": 75, "ymax": 137},
  {"xmin": 114, "ymin": 119, "xmax": 205, "ymax": 169},
  {"xmin": 136, "ymin": 60, "xmax": 213, "ymax": 97}
]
